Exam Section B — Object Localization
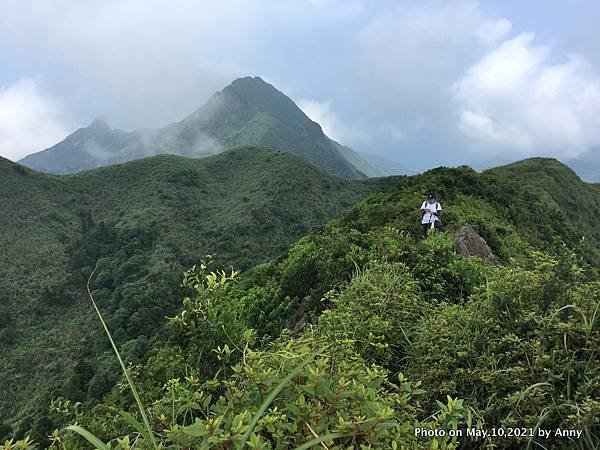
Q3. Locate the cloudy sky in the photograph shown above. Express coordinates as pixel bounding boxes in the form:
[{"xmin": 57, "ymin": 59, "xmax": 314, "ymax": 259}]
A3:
[{"xmin": 1, "ymin": 0, "xmax": 599, "ymax": 170}]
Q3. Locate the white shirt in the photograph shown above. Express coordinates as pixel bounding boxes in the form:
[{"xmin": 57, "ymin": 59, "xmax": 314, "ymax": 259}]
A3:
[{"xmin": 421, "ymin": 200, "xmax": 441, "ymax": 224}]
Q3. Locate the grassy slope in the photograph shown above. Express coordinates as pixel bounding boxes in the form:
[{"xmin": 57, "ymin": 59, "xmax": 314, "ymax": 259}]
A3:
[
  {"xmin": 4, "ymin": 153, "xmax": 597, "ymax": 444},
  {"xmin": 232, "ymin": 158, "xmax": 600, "ymax": 338},
  {"xmin": 486, "ymin": 157, "xmax": 600, "ymax": 246},
  {"xmin": 68, "ymin": 156, "xmax": 599, "ymax": 449},
  {"xmin": 0, "ymin": 147, "xmax": 387, "ymax": 437}
]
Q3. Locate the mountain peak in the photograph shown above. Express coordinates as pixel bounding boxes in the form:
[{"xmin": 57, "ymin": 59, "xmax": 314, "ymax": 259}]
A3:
[
  {"xmin": 220, "ymin": 76, "xmax": 281, "ymax": 101},
  {"xmin": 89, "ymin": 116, "xmax": 110, "ymax": 131},
  {"xmin": 228, "ymin": 75, "xmax": 269, "ymax": 89},
  {"xmin": 19, "ymin": 77, "xmax": 368, "ymax": 179}
]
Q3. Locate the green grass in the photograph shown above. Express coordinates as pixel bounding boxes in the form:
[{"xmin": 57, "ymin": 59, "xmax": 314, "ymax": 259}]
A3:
[
  {"xmin": 0, "ymin": 147, "xmax": 386, "ymax": 442},
  {"xmin": 3, "ymin": 153, "xmax": 599, "ymax": 448}
]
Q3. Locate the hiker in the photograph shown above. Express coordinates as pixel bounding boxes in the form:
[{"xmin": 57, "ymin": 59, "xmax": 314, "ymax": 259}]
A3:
[{"xmin": 420, "ymin": 192, "xmax": 443, "ymax": 233}]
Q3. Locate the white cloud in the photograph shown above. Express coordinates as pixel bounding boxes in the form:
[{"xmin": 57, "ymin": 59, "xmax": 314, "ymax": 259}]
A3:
[
  {"xmin": 297, "ymin": 98, "xmax": 372, "ymax": 145},
  {"xmin": 0, "ymin": 78, "xmax": 71, "ymax": 161},
  {"xmin": 298, "ymin": 98, "xmax": 408, "ymax": 149},
  {"xmin": 454, "ymin": 33, "xmax": 600, "ymax": 158},
  {"xmin": 476, "ymin": 17, "xmax": 512, "ymax": 46},
  {"xmin": 378, "ymin": 124, "xmax": 407, "ymax": 142},
  {"xmin": 0, "ymin": 0, "xmax": 364, "ymax": 131},
  {"xmin": 351, "ymin": 0, "xmax": 512, "ymax": 122}
]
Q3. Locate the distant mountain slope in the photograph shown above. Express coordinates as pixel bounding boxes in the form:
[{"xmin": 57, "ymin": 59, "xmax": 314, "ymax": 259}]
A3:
[
  {"xmin": 0, "ymin": 147, "xmax": 388, "ymax": 439},
  {"xmin": 334, "ymin": 144, "xmax": 383, "ymax": 177},
  {"xmin": 485, "ymin": 157, "xmax": 600, "ymax": 247},
  {"xmin": 16, "ymin": 117, "xmax": 139, "ymax": 174},
  {"xmin": 19, "ymin": 77, "xmax": 369, "ymax": 179},
  {"xmin": 566, "ymin": 156, "xmax": 600, "ymax": 183},
  {"xmin": 469, "ymin": 153, "xmax": 600, "ymax": 183},
  {"xmin": 358, "ymin": 151, "xmax": 416, "ymax": 176}
]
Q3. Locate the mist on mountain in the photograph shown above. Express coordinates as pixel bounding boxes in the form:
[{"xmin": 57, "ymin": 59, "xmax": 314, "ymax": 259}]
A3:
[{"xmin": 19, "ymin": 77, "xmax": 371, "ymax": 179}]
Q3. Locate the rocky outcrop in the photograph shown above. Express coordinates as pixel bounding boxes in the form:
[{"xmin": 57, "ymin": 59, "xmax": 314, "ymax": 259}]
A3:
[
  {"xmin": 456, "ymin": 226, "xmax": 493, "ymax": 259},
  {"xmin": 287, "ymin": 297, "xmax": 311, "ymax": 334}
]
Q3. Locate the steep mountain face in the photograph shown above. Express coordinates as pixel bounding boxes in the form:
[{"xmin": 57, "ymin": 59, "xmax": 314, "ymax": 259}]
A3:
[
  {"xmin": 334, "ymin": 144, "xmax": 384, "ymax": 177},
  {"xmin": 0, "ymin": 148, "xmax": 388, "ymax": 440},
  {"xmin": 19, "ymin": 77, "xmax": 368, "ymax": 179}
]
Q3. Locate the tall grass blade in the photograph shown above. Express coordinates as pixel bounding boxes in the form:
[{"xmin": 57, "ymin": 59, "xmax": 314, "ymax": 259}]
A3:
[
  {"xmin": 86, "ymin": 266, "xmax": 158, "ymax": 449},
  {"xmin": 64, "ymin": 425, "xmax": 110, "ymax": 450},
  {"xmin": 293, "ymin": 432, "xmax": 348, "ymax": 450},
  {"xmin": 116, "ymin": 409, "xmax": 156, "ymax": 448},
  {"xmin": 526, "ymin": 407, "xmax": 551, "ymax": 450},
  {"xmin": 515, "ymin": 382, "xmax": 551, "ymax": 406},
  {"xmin": 587, "ymin": 300, "xmax": 599, "ymax": 337}
]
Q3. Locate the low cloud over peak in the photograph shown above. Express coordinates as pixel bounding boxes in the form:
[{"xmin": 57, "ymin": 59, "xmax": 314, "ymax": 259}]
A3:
[
  {"xmin": 1, "ymin": 0, "xmax": 599, "ymax": 168},
  {"xmin": 0, "ymin": 78, "xmax": 71, "ymax": 161}
]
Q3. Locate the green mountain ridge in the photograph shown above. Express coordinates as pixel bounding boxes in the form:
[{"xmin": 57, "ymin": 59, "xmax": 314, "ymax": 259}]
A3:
[
  {"xmin": 470, "ymin": 154, "xmax": 600, "ymax": 183},
  {"xmin": 484, "ymin": 157, "xmax": 600, "ymax": 247},
  {"xmin": 3, "ymin": 154, "xmax": 599, "ymax": 448},
  {"xmin": 1, "ymin": 147, "xmax": 393, "ymax": 440},
  {"xmin": 45, "ymin": 155, "xmax": 598, "ymax": 449},
  {"xmin": 18, "ymin": 77, "xmax": 372, "ymax": 179}
]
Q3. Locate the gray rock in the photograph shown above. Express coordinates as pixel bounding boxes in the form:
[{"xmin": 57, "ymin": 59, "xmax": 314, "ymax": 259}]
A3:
[
  {"xmin": 456, "ymin": 226, "xmax": 493, "ymax": 259},
  {"xmin": 287, "ymin": 296, "xmax": 311, "ymax": 334}
]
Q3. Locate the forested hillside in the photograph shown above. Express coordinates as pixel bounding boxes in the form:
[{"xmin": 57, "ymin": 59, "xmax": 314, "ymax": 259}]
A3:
[
  {"xmin": 6, "ymin": 157, "xmax": 596, "ymax": 449},
  {"xmin": 0, "ymin": 147, "xmax": 392, "ymax": 442}
]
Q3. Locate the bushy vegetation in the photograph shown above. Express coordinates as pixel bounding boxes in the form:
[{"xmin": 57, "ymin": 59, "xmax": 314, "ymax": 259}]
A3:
[
  {"xmin": 3, "ymin": 155, "xmax": 599, "ymax": 449},
  {"xmin": 0, "ymin": 148, "xmax": 386, "ymax": 443}
]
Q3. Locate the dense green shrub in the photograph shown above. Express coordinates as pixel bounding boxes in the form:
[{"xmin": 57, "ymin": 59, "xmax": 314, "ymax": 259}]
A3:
[
  {"xmin": 408, "ymin": 251, "xmax": 600, "ymax": 448},
  {"xmin": 1, "ymin": 148, "xmax": 381, "ymax": 440},
  {"xmin": 318, "ymin": 262, "xmax": 425, "ymax": 371},
  {"xmin": 53, "ymin": 258, "xmax": 478, "ymax": 450},
  {"xmin": 4, "ymin": 155, "xmax": 600, "ymax": 448}
]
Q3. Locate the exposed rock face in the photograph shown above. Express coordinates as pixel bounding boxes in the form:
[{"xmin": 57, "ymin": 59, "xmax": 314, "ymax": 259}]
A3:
[
  {"xmin": 287, "ymin": 297, "xmax": 311, "ymax": 334},
  {"xmin": 456, "ymin": 226, "xmax": 493, "ymax": 259}
]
